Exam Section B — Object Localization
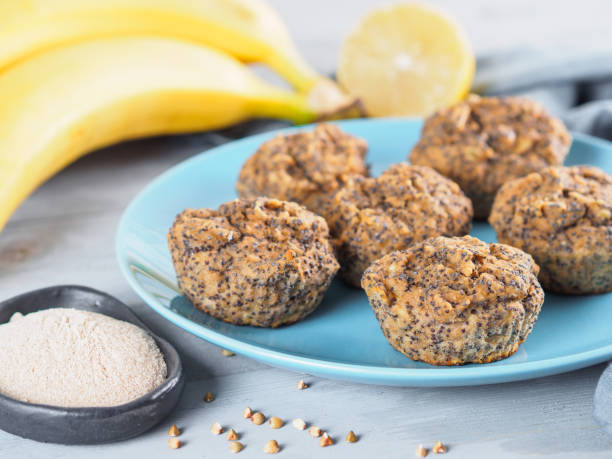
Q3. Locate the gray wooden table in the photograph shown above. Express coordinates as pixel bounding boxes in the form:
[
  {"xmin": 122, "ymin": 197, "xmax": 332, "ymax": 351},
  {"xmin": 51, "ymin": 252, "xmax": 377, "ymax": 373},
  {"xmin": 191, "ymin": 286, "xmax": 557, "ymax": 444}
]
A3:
[{"xmin": 1, "ymin": 1, "xmax": 611, "ymax": 457}]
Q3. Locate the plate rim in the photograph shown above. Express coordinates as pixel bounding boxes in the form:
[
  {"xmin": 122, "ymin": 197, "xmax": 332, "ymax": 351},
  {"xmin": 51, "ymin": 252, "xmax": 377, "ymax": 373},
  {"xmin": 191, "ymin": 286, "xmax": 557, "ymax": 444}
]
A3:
[{"xmin": 116, "ymin": 118, "xmax": 612, "ymax": 386}]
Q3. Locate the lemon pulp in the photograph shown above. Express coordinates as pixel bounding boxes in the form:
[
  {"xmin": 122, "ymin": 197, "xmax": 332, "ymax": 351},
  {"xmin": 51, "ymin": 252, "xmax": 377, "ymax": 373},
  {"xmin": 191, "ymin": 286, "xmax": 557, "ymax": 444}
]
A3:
[{"xmin": 338, "ymin": 3, "xmax": 475, "ymax": 117}]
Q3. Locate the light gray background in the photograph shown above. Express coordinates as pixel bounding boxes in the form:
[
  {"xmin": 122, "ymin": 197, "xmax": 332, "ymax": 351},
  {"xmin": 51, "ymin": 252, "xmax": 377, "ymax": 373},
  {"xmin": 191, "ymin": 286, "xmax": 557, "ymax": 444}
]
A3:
[{"xmin": 1, "ymin": 1, "xmax": 611, "ymax": 458}]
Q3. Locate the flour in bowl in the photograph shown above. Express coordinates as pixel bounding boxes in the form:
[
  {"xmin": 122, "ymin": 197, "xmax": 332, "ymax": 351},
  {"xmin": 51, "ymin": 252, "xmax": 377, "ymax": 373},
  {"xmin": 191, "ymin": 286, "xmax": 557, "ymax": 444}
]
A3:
[{"xmin": 0, "ymin": 308, "xmax": 166, "ymax": 408}]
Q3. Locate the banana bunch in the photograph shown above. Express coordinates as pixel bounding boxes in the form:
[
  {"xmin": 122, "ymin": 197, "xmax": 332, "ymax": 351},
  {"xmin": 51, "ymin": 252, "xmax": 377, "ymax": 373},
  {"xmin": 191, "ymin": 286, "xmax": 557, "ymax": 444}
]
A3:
[{"xmin": 0, "ymin": 0, "xmax": 361, "ymax": 231}]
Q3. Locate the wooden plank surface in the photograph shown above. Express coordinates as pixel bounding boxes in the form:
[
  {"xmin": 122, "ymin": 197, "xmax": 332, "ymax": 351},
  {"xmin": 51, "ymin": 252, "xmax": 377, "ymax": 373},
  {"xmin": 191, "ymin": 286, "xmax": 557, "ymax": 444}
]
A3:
[{"xmin": 1, "ymin": 1, "xmax": 611, "ymax": 457}]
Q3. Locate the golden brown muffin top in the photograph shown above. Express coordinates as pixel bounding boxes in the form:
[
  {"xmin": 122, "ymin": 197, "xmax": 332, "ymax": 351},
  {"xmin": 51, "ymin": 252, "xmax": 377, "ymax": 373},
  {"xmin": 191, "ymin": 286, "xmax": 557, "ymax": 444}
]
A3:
[
  {"xmin": 410, "ymin": 95, "xmax": 571, "ymax": 219},
  {"xmin": 490, "ymin": 165, "xmax": 612, "ymax": 249},
  {"xmin": 236, "ymin": 123, "xmax": 368, "ymax": 208},
  {"xmin": 168, "ymin": 197, "xmax": 339, "ymax": 327},
  {"xmin": 362, "ymin": 235, "xmax": 540, "ymax": 324},
  {"xmin": 326, "ymin": 163, "xmax": 472, "ymax": 239},
  {"xmin": 170, "ymin": 197, "xmax": 336, "ymax": 271},
  {"xmin": 323, "ymin": 163, "xmax": 472, "ymax": 287},
  {"xmin": 414, "ymin": 94, "xmax": 570, "ymax": 164}
]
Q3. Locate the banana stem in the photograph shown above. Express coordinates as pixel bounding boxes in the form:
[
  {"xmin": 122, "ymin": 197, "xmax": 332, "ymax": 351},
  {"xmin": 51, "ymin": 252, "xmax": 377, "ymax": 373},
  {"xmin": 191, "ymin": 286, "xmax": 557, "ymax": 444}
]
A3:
[
  {"xmin": 248, "ymin": 87, "xmax": 318, "ymax": 124},
  {"xmin": 249, "ymin": 79, "xmax": 366, "ymax": 124}
]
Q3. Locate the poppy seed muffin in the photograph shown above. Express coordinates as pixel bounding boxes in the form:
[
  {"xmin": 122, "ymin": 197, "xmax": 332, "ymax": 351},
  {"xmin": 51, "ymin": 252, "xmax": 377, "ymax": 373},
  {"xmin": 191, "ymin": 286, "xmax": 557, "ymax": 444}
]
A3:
[
  {"xmin": 236, "ymin": 123, "xmax": 369, "ymax": 215},
  {"xmin": 168, "ymin": 197, "xmax": 340, "ymax": 327},
  {"xmin": 490, "ymin": 165, "xmax": 612, "ymax": 294},
  {"xmin": 361, "ymin": 236, "xmax": 544, "ymax": 365},
  {"xmin": 324, "ymin": 163, "xmax": 473, "ymax": 287},
  {"xmin": 410, "ymin": 94, "xmax": 571, "ymax": 219}
]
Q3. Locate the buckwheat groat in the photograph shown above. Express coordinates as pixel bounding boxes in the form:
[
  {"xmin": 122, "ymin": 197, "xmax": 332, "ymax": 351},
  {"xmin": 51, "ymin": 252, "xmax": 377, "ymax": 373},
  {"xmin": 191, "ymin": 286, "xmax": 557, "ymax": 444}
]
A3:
[
  {"xmin": 325, "ymin": 163, "xmax": 472, "ymax": 287},
  {"xmin": 168, "ymin": 197, "xmax": 339, "ymax": 327},
  {"xmin": 362, "ymin": 236, "xmax": 544, "ymax": 365},
  {"xmin": 236, "ymin": 123, "xmax": 368, "ymax": 215},
  {"xmin": 410, "ymin": 95, "xmax": 571, "ymax": 219},
  {"xmin": 490, "ymin": 165, "xmax": 612, "ymax": 294}
]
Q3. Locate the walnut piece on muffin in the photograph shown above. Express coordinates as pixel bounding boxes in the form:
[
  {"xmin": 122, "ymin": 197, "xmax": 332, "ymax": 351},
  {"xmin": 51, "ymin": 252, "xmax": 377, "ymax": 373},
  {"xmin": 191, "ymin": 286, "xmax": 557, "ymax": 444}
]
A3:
[
  {"xmin": 236, "ymin": 123, "xmax": 368, "ymax": 215},
  {"xmin": 410, "ymin": 94, "xmax": 571, "ymax": 219},
  {"xmin": 361, "ymin": 236, "xmax": 544, "ymax": 365},
  {"xmin": 325, "ymin": 163, "xmax": 473, "ymax": 287},
  {"xmin": 490, "ymin": 165, "xmax": 612, "ymax": 294},
  {"xmin": 168, "ymin": 197, "xmax": 339, "ymax": 327}
]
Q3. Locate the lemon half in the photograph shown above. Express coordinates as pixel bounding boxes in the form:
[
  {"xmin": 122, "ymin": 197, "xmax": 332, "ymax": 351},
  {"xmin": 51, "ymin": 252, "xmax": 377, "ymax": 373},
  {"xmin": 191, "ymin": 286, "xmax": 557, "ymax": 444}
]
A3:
[{"xmin": 338, "ymin": 3, "xmax": 474, "ymax": 117}]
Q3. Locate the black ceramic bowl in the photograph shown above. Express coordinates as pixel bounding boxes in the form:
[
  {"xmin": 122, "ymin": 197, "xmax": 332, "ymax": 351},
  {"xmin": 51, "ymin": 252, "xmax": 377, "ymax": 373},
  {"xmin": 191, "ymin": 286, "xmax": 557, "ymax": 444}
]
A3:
[{"xmin": 0, "ymin": 285, "xmax": 184, "ymax": 444}]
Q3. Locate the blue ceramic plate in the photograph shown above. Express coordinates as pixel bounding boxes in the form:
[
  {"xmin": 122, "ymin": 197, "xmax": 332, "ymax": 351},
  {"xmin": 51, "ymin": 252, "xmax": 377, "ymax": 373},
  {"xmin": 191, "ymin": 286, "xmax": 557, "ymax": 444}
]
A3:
[{"xmin": 116, "ymin": 119, "xmax": 612, "ymax": 386}]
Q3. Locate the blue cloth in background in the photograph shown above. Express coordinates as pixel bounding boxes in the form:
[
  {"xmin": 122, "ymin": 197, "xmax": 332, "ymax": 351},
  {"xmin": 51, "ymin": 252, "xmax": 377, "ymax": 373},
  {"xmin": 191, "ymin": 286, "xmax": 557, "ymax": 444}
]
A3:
[{"xmin": 474, "ymin": 48, "xmax": 612, "ymax": 140}]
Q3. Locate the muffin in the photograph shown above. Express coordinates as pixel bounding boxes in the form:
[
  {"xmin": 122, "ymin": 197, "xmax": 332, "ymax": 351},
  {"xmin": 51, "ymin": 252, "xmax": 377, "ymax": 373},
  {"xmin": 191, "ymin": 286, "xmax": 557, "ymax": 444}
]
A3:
[
  {"xmin": 324, "ymin": 163, "xmax": 472, "ymax": 287},
  {"xmin": 362, "ymin": 236, "xmax": 544, "ymax": 365},
  {"xmin": 490, "ymin": 165, "xmax": 612, "ymax": 294},
  {"xmin": 236, "ymin": 123, "xmax": 369, "ymax": 215},
  {"xmin": 168, "ymin": 197, "xmax": 339, "ymax": 327},
  {"xmin": 410, "ymin": 94, "xmax": 571, "ymax": 219}
]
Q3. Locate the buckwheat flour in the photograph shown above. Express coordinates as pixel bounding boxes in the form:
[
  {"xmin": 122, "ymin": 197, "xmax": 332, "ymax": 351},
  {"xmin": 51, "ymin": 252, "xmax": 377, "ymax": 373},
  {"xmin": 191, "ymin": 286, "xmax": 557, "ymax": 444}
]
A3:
[{"xmin": 0, "ymin": 308, "xmax": 166, "ymax": 407}]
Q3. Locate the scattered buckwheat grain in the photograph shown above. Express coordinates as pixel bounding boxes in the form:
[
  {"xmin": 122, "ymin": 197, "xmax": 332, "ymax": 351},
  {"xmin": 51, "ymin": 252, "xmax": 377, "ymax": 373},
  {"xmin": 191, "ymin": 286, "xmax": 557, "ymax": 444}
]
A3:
[
  {"xmin": 319, "ymin": 432, "xmax": 333, "ymax": 447},
  {"xmin": 292, "ymin": 418, "xmax": 306, "ymax": 430},
  {"xmin": 229, "ymin": 441, "xmax": 243, "ymax": 453},
  {"xmin": 211, "ymin": 422, "xmax": 224, "ymax": 435},
  {"xmin": 345, "ymin": 430, "xmax": 357, "ymax": 443},
  {"xmin": 251, "ymin": 412, "xmax": 266, "ymax": 425},
  {"xmin": 416, "ymin": 444, "xmax": 428, "ymax": 457},
  {"xmin": 222, "ymin": 349, "xmax": 235, "ymax": 357},
  {"xmin": 226, "ymin": 428, "xmax": 238, "ymax": 441},
  {"xmin": 168, "ymin": 437, "xmax": 181, "ymax": 449},
  {"xmin": 309, "ymin": 426, "xmax": 322, "ymax": 437},
  {"xmin": 433, "ymin": 441, "xmax": 446, "ymax": 454},
  {"xmin": 243, "ymin": 407, "xmax": 253, "ymax": 419},
  {"xmin": 297, "ymin": 380, "xmax": 308, "ymax": 390},
  {"xmin": 168, "ymin": 424, "xmax": 180, "ymax": 437},
  {"xmin": 269, "ymin": 416, "xmax": 283, "ymax": 429},
  {"xmin": 204, "ymin": 391, "xmax": 215, "ymax": 402},
  {"xmin": 264, "ymin": 439, "xmax": 280, "ymax": 454}
]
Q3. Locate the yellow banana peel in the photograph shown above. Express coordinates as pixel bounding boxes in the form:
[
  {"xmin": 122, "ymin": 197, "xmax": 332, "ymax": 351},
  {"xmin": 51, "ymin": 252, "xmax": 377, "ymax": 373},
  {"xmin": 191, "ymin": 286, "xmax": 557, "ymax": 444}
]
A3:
[
  {"xmin": 0, "ymin": 0, "xmax": 341, "ymax": 96},
  {"xmin": 0, "ymin": 37, "xmax": 355, "ymax": 232}
]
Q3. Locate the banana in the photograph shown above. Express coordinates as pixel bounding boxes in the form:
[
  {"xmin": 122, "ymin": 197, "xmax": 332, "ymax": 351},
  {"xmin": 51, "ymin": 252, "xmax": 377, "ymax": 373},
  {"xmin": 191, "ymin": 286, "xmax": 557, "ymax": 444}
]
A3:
[
  {"xmin": 0, "ymin": 37, "xmax": 350, "ymax": 232},
  {"xmin": 0, "ymin": 0, "xmax": 339, "ymax": 95}
]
